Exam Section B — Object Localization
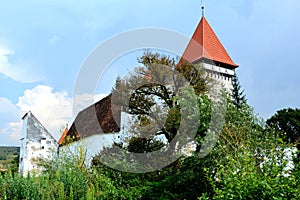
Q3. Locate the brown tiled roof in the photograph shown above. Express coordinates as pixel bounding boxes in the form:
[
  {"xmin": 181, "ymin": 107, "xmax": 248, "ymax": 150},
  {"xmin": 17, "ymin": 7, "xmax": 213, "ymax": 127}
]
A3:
[
  {"xmin": 180, "ymin": 17, "xmax": 238, "ymax": 68},
  {"xmin": 60, "ymin": 94, "xmax": 121, "ymax": 145}
]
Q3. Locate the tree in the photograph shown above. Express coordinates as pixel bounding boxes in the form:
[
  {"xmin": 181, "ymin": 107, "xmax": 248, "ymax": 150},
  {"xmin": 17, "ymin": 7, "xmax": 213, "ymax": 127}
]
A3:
[
  {"xmin": 267, "ymin": 108, "xmax": 300, "ymax": 146},
  {"xmin": 231, "ymin": 73, "xmax": 246, "ymax": 108},
  {"xmin": 111, "ymin": 51, "xmax": 212, "ymax": 152}
]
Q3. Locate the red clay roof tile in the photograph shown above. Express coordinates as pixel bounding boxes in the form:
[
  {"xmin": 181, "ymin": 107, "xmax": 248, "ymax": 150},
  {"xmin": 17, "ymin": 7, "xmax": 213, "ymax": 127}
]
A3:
[{"xmin": 180, "ymin": 17, "xmax": 238, "ymax": 68}]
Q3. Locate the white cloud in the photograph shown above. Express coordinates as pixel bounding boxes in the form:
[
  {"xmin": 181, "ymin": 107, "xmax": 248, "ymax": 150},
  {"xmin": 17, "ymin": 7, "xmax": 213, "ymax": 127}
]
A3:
[
  {"xmin": 17, "ymin": 85, "xmax": 73, "ymax": 139},
  {"xmin": 0, "ymin": 46, "xmax": 42, "ymax": 83},
  {"xmin": 0, "ymin": 85, "xmax": 72, "ymax": 145},
  {"xmin": 0, "ymin": 85, "xmax": 108, "ymax": 146}
]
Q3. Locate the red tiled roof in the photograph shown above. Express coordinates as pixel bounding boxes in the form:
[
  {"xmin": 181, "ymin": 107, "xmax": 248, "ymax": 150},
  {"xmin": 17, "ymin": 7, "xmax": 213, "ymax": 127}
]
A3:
[
  {"xmin": 180, "ymin": 17, "xmax": 238, "ymax": 68},
  {"xmin": 58, "ymin": 127, "xmax": 69, "ymax": 145}
]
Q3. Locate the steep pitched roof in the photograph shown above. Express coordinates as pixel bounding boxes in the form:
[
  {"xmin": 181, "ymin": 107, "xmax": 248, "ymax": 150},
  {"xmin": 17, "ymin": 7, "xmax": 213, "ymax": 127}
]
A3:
[
  {"xmin": 59, "ymin": 94, "xmax": 121, "ymax": 145},
  {"xmin": 22, "ymin": 111, "xmax": 57, "ymax": 143},
  {"xmin": 180, "ymin": 16, "xmax": 238, "ymax": 68}
]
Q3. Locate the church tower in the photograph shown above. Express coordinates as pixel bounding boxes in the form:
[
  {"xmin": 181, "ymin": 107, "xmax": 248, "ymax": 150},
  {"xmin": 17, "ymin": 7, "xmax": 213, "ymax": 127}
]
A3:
[{"xmin": 180, "ymin": 10, "xmax": 238, "ymax": 91}]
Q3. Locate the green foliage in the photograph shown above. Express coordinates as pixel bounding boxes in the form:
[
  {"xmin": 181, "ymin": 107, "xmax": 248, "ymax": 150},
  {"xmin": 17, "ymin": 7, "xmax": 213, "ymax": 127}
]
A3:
[
  {"xmin": 0, "ymin": 171, "xmax": 67, "ymax": 199},
  {"xmin": 231, "ymin": 73, "xmax": 246, "ymax": 108},
  {"xmin": 0, "ymin": 102, "xmax": 299, "ymax": 200},
  {"xmin": 0, "ymin": 147, "xmax": 20, "ymax": 172},
  {"xmin": 112, "ymin": 51, "xmax": 211, "ymax": 146},
  {"xmin": 0, "ymin": 150, "xmax": 146, "ymax": 200},
  {"xmin": 94, "ymin": 51, "xmax": 300, "ymax": 199},
  {"xmin": 200, "ymin": 102, "xmax": 300, "ymax": 199},
  {"xmin": 202, "ymin": 151, "xmax": 300, "ymax": 200},
  {"xmin": 267, "ymin": 108, "xmax": 300, "ymax": 145},
  {"xmin": 127, "ymin": 137, "xmax": 164, "ymax": 153},
  {"xmin": 92, "ymin": 155, "xmax": 212, "ymax": 200}
]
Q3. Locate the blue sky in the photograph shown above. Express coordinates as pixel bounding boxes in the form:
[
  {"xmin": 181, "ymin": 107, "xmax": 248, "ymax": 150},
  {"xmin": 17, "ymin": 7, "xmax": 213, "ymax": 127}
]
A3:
[{"xmin": 0, "ymin": 0, "xmax": 299, "ymax": 146}]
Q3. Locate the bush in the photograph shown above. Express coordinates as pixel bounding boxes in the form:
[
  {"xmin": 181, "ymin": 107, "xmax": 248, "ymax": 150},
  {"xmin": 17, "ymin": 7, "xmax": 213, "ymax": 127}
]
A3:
[{"xmin": 199, "ymin": 103, "xmax": 300, "ymax": 199}]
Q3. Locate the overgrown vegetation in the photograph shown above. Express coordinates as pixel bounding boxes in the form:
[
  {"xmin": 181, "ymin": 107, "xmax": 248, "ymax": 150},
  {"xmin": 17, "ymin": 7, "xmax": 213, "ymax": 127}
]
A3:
[
  {"xmin": 0, "ymin": 147, "xmax": 19, "ymax": 173},
  {"xmin": 0, "ymin": 101, "xmax": 298, "ymax": 199},
  {"xmin": 0, "ymin": 52, "xmax": 299, "ymax": 199},
  {"xmin": 0, "ymin": 154, "xmax": 140, "ymax": 200}
]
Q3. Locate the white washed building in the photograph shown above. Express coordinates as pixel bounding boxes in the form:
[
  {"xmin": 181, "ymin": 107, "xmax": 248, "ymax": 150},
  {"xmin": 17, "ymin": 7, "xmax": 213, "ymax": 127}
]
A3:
[
  {"xmin": 19, "ymin": 111, "xmax": 58, "ymax": 176},
  {"xmin": 58, "ymin": 94, "xmax": 121, "ymax": 167}
]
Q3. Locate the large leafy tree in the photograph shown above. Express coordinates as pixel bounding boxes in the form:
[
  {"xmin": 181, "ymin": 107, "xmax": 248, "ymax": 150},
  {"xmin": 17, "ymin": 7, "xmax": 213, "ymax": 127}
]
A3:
[
  {"xmin": 267, "ymin": 108, "xmax": 300, "ymax": 146},
  {"xmin": 111, "ymin": 51, "xmax": 212, "ymax": 152}
]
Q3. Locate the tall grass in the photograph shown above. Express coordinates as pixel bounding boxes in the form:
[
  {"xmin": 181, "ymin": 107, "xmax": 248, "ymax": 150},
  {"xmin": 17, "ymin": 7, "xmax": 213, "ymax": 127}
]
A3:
[{"xmin": 0, "ymin": 150, "xmax": 142, "ymax": 200}]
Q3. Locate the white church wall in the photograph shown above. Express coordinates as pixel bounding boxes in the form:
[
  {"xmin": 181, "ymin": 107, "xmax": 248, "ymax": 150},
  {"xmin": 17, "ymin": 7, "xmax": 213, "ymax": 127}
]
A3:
[
  {"xmin": 58, "ymin": 111, "xmax": 131, "ymax": 168},
  {"xmin": 19, "ymin": 112, "xmax": 58, "ymax": 176},
  {"xmin": 59, "ymin": 133, "xmax": 119, "ymax": 168}
]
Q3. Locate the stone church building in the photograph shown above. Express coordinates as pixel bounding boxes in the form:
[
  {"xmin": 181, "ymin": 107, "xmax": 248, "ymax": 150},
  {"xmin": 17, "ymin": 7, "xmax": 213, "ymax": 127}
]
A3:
[{"xmin": 19, "ymin": 14, "xmax": 239, "ymax": 174}]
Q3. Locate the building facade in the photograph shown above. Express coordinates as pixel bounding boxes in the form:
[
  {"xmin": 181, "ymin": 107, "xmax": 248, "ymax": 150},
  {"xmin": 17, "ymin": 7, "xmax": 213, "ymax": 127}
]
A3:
[
  {"xmin": 19, "ymin": 111, "xmax": 58, "ymax": 176},
  {"xmin": 20, "ymin": 15, "xmax": 239, "ymax": 171},
  {"xmin": 58, "ymin": 94, "xmax": 121, "ymax": 167}
]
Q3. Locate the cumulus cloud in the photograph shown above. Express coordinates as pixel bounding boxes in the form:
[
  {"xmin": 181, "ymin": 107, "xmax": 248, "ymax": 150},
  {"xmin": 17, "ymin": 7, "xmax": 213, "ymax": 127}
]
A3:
[
  {"xmin": 0, "ymin": 85, "xmax": 72, "ymax": 145},
  {"xmin": 0, "ymin": 46, "xmax": 42, "ymax": 83},
  {"xmin": 0, "ymin": 85, "xmax": 108, "ymax": 146},
  {"xmin": 16, "ymin": 85, "xmax": 73, "ymax": 139}
]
